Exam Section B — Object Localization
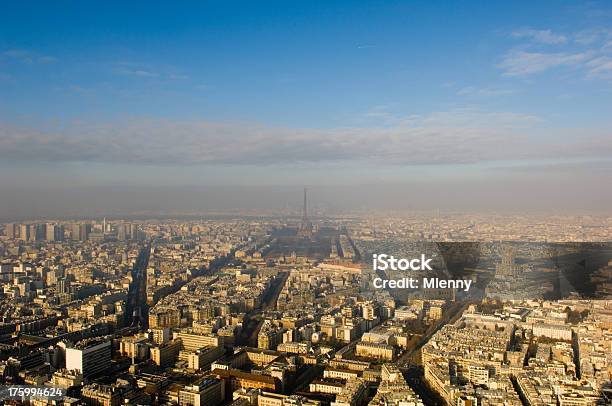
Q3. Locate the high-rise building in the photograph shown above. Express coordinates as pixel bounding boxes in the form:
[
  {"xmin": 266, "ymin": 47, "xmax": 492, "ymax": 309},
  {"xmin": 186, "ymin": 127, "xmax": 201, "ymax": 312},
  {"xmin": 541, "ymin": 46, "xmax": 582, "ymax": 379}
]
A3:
[
  {"xmin": 69, "ymin": 224, "xmax": 79, "ymax": 241},
  {"xmin": 79, "ymin": 224, "xmax": 91, "ymax": 241},
  {"xmin": 34, "ymin": 224, "xmax": 45, "ymax": 241},
  {"xmin": 118, "ymin": 223, "xmax": 139, "ymax": 241},
  {"xmin": 65, "ymin": 340, "xmax": 111, "ymax": 378},
  {"xmin": 4, "ymin": 223, "xmax": 16, "ymax": 239},
  {"xmin": 117, "ymin": 224, "xmax": 126, "ymax": 241},
  {"xmin": 19, "ymin": 224, "xmax": 30, "ymax": 241},
  {"xmin": 129, "ymin": 224, "xmax": 138, "ymax": 240},
  {"xmin": 57, "ymin": 277, "xmax": 70, "ymax": 294},
  {"xmin": 45, "ymin": 224, "xmax": 58, "ymax": 241},
  {"xmin": 69, "ymin": 223, "xmax": 91, "ymax": 241},
  {"xmin": 57, "ymin": 225, "xmax": 65, "ymax": 241}
]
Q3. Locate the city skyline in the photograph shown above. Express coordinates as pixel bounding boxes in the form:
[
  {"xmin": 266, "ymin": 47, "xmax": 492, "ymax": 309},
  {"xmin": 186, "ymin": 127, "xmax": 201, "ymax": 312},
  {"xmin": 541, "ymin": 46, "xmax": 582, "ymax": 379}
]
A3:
[{"xmin": 2, "ymin": 3, "xmax": 612, "ymax": 405}]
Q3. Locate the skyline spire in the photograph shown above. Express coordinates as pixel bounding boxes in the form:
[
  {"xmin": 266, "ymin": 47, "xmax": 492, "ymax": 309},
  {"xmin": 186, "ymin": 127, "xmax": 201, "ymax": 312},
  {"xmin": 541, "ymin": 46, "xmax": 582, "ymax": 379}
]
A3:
[{"xmin": 303, "ymin": 187, "xmax": 308, "ymax": 223}]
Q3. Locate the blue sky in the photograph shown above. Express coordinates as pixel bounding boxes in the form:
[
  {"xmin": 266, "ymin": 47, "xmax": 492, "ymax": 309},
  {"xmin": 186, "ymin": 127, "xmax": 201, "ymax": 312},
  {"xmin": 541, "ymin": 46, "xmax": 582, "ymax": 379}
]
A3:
[
  {"xmin": 1, "ymin": 1, "xmax": 612, "ymax": 215},
  {"xmin": 2, "ymin": 1, "xmax": 611, "ymax": 126}
]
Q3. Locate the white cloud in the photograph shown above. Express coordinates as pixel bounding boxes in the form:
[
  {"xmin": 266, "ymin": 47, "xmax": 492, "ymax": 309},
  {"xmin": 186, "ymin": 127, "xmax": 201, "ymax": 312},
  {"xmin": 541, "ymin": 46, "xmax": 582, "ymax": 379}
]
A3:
[
  {"xmin": 113, "ymin": 61, "xmax": 187, "ymax": 80},
  {"xmin": 168, "ymin": 73, "xmax": 188, "ymax": 80},
  {"xmin": 585, "ymin": 56, "xmax": 612, "ymax": 78},
  {"xmin": 457, "ymin": 86, "xmax": 516, "ymax": 97},
  {"xmin": 2, "ymin": 49, "xmax": 57, "ymax": 64},
  {"xmin": 0, "ymin": 110, "xmax": 609, "ymax": 167},
  {"xmin": 498, "ymin": 50, "xmax": 590, "ymax": 76},
  {"xmin": 115, "ymin": 64, "xmax": 160, "ymax": 78},
  {"xmin": 512, "ymin": 29, "xmax": 567, "ymax": 45},
  {"xmin": 132, "ymin": 69, "xmax": 159, "ymax": 78},
  {"xmin": 500, "ymin": 27, "xmax": 612, "ymax": 80}
]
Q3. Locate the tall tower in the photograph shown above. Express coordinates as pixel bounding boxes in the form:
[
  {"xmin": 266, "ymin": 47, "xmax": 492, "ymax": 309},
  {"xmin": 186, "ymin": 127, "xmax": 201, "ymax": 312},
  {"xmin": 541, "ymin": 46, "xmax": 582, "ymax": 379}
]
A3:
[
  {"xmin": 302, "ymin": 188, "xmax": 308, "ymax": 224},
  {"xmin": 298, "ymin": 188, "xmax": 312, "ymax": 238}
]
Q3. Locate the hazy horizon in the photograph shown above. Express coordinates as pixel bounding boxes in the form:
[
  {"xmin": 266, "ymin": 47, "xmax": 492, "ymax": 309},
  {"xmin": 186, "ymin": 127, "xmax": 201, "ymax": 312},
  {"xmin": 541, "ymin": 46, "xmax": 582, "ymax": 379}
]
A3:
[{"xmin": 3, "ymin": 181, "xmax": 612, "ymax": 222}]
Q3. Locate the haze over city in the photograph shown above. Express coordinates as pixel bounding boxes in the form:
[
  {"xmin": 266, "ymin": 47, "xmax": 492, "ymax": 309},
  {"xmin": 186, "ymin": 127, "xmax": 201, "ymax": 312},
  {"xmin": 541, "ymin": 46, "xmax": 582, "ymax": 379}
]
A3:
[{"xmin": 2, "ymin": 1, "xmax": 612, "ymax": 219}]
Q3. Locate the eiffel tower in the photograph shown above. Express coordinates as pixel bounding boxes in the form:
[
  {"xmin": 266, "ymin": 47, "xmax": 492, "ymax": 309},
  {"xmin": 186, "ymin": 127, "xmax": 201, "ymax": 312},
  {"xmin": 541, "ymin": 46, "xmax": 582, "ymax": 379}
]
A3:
[{"xmin": 298, "ymin": 188, "xmax": 313, "ymax": 238}]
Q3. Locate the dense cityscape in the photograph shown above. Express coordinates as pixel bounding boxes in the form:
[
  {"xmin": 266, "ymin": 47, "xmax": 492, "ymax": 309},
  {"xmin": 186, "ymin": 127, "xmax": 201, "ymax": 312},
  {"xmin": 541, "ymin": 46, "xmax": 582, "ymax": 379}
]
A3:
[
  {"xmin": 0, "ymin": 191, "xmax": 610, "ymax": 405},
  {"xmin": 3, "ymin": 0, "xmax": 612, "ymax": 405}
]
